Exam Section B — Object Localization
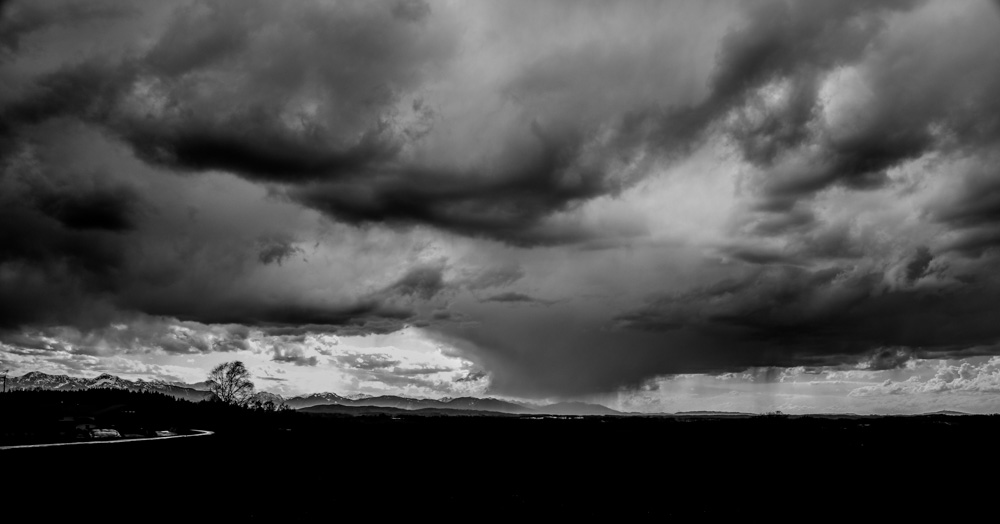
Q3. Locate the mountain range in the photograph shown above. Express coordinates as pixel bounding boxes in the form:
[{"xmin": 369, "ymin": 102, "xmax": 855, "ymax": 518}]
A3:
[
  {"xmin": 283, "ymin": 392, "xmax": 532, "ymax": 413},
  {"xmin": 4, "ymin": 371, "xmax": 623, "ymax": 416},
  {"xmin": 7, "ymin": 371, "xmax": 214, "ymax": 402}
]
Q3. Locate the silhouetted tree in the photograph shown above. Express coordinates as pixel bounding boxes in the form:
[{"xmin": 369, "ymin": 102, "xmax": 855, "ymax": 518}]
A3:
[
  {"xmin": 247, "ymin": 396, "xmax": 291, "ymax": 412},
  {"xmin": 247, "ymin": 398, "xmax": 273, "ymax": 411},
  {"xmin": 207, "ymin": 361, "xmax": 255, "ymax": 407}
]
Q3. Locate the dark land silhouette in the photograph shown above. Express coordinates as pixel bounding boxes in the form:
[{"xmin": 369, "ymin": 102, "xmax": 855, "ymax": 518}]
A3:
[{"xmin": 2, "ymin": 387, "xmax": 997, "ymax": 518}]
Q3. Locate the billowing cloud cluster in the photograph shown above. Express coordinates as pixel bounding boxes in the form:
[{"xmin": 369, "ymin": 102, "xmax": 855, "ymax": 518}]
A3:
[
  {"xmin": 3, "ymin": 0, "xmax": 1000, "ymax": 407},
  {"xmin": 850, "ymin": 357, "xmax": 1000, "ymax": 396}
]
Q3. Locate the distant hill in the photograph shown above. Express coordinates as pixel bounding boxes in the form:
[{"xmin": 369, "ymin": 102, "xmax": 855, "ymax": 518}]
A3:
[
  {"xmin": 299, "ymin": 404, "xmax": 519, "ymax": 417},
  {"xmin": 673, "ymin": 411, "xmax": 755, "ymax": 417},
  {"xmin": 348, "ymin": 395, "xmax": 442, "ymax": 410},
  {"xmin": 440, "ymin": 396, "xmax": 531, "ymax": 414},
  {"xmin": 288, "ymin": 392, "xmax": 531, "ymax": 414},
  {"xmin": 535, "ymin": 402, "xmax": 622, "ymax": 416},
  {"xmin": 299, "ymin": 404, "xmax": 412, "ymax": 416},
  {"xmin": 290, "ymin": 392, "xmax": 624, "ymax": 415},
  {"xmin": 176, "ymin": 380, "xmax": 213, "ymax": 392},
  {"xmin": 285, "ymin": 392, "xmax": 350, "ymax": 409}
]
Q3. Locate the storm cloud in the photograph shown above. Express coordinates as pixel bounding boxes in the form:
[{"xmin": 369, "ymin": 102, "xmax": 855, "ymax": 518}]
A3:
[{"xmin": 3, "ymin": 0, "xmax": 1000, "ymax": 407}]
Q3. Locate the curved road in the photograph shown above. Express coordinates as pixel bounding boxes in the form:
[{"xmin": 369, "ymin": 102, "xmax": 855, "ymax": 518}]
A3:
[{"xmin": 0, "ymin": 429, "xmax": 214, "ymax": 450}]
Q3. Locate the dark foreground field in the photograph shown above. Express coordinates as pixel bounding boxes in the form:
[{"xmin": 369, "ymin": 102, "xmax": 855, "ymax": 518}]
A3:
[{"xmin": 4, "ymin": 412, "xmax": 996, "ymax": 518}]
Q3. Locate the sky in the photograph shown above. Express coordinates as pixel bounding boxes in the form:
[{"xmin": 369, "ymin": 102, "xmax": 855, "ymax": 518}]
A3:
[{"xmin": 2, "ymin": 0, "xmax": 1000, "ymax": 414}]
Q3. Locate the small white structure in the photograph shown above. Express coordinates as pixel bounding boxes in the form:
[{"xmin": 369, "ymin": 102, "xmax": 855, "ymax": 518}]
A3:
[{"xmin": 90, "ymin": 428, "xmax": 121, "ymax": 439}]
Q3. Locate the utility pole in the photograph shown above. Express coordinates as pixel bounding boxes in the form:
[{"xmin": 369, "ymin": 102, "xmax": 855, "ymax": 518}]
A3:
[{"xmin": 2, "ymin": 369, "xmax": 8, "ymax": 393}]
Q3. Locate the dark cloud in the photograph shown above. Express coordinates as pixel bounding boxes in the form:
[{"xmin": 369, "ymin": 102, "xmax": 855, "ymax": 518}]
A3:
[
  {"xmin": 383, "ymin": 265, "xmax": 446, "ymax": 301},
  {"xmin": 0, "ymin": 130, "xmax": 423, "ymax": 331},
  {"xmin": 723, "ymin": 222, "xmax": 862, "ymax": 267},
  {"xmin": 746, "ymin": 206, "xmax": 815, "ymax": 237},
  {"xmin": 943, "ymin": 229, "xmax": 1000, "ymax": 259},
  {"xmin": 430, "ymin": 310, "xmax": 454, "ymax": 321},
  {"xmin": 482, "ymin": 292, "xmax": 554, "ymax": 306},
  {"xmin": 0, "ymin": 0, "xmax": 130, "ymax": 54},
  {"xmin": 257, "ymin": 318, "xmax": 411, "ymax": 338},
  {"xmin": 123, "ymin": 115, "xmax": 398, "ymax": 184},
  {"xmin": 723, "ymin": 246, "xmax": 799, "ymax": 266},
  {"xmin": 391, "ymin": 0, "xmax": 431, "ymax": 22},
  {"xmin": 0, "ymin": 148, "xmax": 137, "ymax": 328},
  {"xmin": 931, "ymin": 155, "xmax": 1000, "ymax": 256},
  {"xmin": 36, "ymin": 184, "xmax": 136, "ymax": 232},
  {"xmin": 285, "ymin": 140, "xmax": 610, "ymax": 246},
  {"xmin": 462, "ymin": 264, "xmax": 524, "ymax": 290},
  {"xmin": 615, "ymin": 259, "xmax": 1000, "ymax": 368},
  {"xmin": 904, "ymin": 247, "xmax": 933, "ymax": 283},
  {"xmin": 256, "ymin": 236, "xmax": 303, "ymax": 266},
  {"xmin": 143, "ymin": 300, "xmax": 413, "ymax": 332},
  {"xmin": 0, "ymin": 59, "xmax": 132, "ymax": 134},
  {"xmin": 710, "ymin": 1, "xmax": 913, "ymax": 106}
]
